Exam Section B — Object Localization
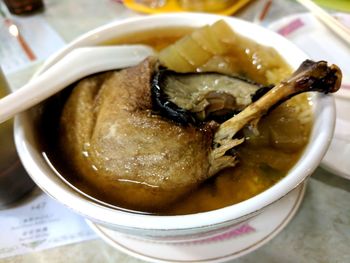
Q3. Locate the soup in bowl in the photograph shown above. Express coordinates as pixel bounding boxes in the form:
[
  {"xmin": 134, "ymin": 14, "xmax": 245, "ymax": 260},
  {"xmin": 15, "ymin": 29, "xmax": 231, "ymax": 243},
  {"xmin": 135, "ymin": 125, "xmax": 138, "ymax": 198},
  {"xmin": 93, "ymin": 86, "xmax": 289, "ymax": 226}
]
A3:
[{"xmin": 14, "ymin": 13, "xmax": 338, "ymax": 239}]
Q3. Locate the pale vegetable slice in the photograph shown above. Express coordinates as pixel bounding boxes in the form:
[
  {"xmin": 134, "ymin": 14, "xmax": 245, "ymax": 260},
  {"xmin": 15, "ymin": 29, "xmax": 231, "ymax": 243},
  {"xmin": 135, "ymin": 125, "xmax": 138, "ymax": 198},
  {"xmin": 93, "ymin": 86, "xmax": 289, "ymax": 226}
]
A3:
[
  {"xmin": 159, "ymin": 45, "xmax": 195, "ymax": 72},
  {"xmin": 209, "ymin": 20, "xmax": 237, "ymax": 47},
  {"xmin": 159, "ymin": 20, "xmax": 238, "ymax": 72},
  {"xmin": 174, "ymin": 36, "xmax": 213, "ymax": 67},
  {"xmin": 191, "ymin": 25, "xmax": 226, "ymax": 55}
]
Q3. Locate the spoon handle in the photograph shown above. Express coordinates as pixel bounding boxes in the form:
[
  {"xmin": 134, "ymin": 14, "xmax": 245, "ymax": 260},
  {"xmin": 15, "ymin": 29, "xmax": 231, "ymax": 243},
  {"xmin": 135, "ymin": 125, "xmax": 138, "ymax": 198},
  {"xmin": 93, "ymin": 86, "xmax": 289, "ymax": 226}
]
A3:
[{"xmin": 0, "ymin": 45, "xmax": 154, "ymax": 123}]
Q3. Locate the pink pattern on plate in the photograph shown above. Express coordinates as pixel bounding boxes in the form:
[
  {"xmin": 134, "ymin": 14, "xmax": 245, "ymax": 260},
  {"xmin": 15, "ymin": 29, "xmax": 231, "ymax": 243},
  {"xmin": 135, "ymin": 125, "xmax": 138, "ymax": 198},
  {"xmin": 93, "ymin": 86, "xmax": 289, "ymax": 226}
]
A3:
[
  {"xmin": 278, "ymin": 18, "xmax": 305, "ymax": 36},
  {"xmin": 185, "ymin": 223, "xmax": 256, "ymax": 245}
]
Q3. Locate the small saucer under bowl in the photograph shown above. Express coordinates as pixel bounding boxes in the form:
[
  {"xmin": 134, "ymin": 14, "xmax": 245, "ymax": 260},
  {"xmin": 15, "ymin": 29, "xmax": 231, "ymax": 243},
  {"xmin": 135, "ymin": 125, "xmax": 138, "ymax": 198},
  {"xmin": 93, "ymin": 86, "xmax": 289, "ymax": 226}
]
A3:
[{"xmin": 87, "ymin": 183, "xmax": 306, "ymax": 263}]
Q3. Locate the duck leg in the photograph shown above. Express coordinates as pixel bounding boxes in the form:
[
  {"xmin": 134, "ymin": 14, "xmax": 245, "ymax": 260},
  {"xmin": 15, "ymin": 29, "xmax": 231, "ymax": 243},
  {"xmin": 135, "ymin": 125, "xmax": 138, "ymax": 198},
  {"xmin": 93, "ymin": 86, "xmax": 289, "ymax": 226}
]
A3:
[{"xmin": 209, "ymin": 60, "xmax": 342, "ymax": 176}]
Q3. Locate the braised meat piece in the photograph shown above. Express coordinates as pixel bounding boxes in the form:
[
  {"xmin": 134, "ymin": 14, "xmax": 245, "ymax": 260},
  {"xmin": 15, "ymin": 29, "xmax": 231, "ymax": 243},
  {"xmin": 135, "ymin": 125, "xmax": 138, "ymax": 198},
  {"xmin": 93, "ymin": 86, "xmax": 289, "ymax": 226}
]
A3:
[
  {"xmin": 60, "ymin": 58, "xmax": 215, "ymax": 212},
  {"xmin": 59, "ymin": 58, "xmax": 341, "ymax": 212}
]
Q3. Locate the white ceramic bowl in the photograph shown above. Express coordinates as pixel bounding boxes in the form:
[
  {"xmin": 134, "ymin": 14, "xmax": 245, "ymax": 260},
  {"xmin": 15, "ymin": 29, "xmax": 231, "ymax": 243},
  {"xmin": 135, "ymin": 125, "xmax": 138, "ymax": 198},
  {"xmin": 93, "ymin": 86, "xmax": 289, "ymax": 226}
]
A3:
[{"xmin": 14, "ymin": 13, "xmax": 335, "ymax": 240}]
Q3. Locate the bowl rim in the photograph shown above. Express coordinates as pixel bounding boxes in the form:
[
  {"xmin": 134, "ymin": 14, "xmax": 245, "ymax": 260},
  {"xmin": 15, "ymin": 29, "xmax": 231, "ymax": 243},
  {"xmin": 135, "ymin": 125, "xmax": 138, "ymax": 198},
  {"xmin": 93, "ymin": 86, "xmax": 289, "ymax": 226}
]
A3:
[{"xmin": 14, "ymin": 13, "xmax": 336, "ymax": 231}]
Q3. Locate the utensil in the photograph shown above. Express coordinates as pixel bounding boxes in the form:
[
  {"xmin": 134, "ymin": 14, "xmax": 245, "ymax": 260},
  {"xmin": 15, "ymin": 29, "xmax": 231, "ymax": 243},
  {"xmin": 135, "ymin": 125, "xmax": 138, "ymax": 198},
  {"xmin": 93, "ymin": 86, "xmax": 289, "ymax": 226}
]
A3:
[
  {"xmin": 296, "ymin": 0, "xmax": 350, "ymax": 44},
  {"xmin": 0, "ymin": 1, "xmax": 36, "ymax": 61},
  {"xmin": 0, "ymin": 45, "xmax": 154, "ymax": 123},
  {"xmin": 254, "ymin": 0, "xmax": 273, "ymax": 23}
]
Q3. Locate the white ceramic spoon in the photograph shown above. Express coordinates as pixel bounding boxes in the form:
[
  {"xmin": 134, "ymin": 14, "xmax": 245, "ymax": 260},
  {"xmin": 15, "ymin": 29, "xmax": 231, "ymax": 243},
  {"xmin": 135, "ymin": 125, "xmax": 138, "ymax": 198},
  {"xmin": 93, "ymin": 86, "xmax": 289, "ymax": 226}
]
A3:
[{"xmin": 0, "ymin": 45, "xmax": 154, "ymax": 123}]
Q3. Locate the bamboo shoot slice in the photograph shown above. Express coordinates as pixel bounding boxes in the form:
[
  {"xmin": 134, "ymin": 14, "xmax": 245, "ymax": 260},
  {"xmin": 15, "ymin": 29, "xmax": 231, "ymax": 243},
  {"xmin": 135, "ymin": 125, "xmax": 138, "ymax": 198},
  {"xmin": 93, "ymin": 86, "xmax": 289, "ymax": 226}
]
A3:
[
  {"xmin": 174, "ymin": 36, "xmax": 213, "ymax": 67},
  {"xmin": 159, "ymin": 45, "xmax": 195, "ymax": 72},
  {"xmin": 191, "ymin": 25, "xmax": 226, "ymax": 55}
]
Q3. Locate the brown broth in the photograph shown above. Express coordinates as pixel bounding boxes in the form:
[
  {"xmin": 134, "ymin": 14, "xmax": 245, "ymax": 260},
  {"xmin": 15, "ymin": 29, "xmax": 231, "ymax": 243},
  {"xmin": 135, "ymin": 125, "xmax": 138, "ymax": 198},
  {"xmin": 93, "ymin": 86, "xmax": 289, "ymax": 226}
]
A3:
[
  {"xmin": 101, "ymin": 27, "xmax": 194, "ymax": 51},
  {"xmin": 38, "ymin": 27, "xmax": 312, "ymax": 215}
]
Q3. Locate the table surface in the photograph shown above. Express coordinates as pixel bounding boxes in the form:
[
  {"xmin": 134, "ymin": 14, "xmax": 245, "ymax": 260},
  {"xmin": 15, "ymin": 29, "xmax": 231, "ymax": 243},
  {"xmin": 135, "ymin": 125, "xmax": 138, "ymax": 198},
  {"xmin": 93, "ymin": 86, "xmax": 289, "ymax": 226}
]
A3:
[{"xmin": 1, "ymin": 0, "xmax": 350, "ymax": 262}]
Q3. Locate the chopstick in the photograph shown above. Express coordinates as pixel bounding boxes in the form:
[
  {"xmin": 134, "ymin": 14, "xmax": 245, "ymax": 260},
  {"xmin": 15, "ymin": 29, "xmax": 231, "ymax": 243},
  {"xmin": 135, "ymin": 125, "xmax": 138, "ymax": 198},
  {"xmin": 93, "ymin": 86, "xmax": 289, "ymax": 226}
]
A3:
[
  {"xmin": 3, "ymin": 19, "xmax": 37, "ymax": 61},
  {"xmin": 0, "ymin": 2, "xmax": 37, "ymax": 61},
  {"xmin": 258, "ymin": 0, "xmax": 273, "ymax": 22},
  {"xmin": 296, "ymin": 0, "xmax": 350, "ymax": 44}
]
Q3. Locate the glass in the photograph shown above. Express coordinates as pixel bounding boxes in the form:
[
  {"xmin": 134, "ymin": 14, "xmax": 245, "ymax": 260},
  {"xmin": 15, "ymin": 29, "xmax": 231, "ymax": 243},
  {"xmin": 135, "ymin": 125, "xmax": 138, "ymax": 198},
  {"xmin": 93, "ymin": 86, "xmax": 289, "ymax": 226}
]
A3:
[
  {"xmin": 0, "ymin": 68, "xmax": 34, "ymax": 208},
  {"xmin": 3, "ymin": 0, "xmax": 44, "ymax": 15}
]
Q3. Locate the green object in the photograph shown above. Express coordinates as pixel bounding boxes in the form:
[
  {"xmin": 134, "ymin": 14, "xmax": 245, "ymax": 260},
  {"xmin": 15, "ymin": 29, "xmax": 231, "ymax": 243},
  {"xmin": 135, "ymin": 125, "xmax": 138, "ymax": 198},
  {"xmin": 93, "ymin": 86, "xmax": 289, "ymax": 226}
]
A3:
[{"xmin": 314, "ymin": 0, "xmax": 350, "ymax": 12}]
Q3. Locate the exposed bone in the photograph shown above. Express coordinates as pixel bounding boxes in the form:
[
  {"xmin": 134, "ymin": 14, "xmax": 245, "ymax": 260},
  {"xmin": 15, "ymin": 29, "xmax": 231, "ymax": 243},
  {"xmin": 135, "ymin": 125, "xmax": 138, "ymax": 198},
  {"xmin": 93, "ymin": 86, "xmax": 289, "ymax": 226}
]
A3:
[{"xmin": 210, "ymin": 60, "xmax": 342, "ymax": 174}]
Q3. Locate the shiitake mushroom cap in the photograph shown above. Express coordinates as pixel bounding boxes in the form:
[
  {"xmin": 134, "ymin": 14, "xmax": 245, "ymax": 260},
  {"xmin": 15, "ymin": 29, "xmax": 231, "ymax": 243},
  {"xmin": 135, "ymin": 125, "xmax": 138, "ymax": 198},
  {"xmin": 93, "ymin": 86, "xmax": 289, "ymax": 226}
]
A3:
[{"xmin": 151, "ymin": 68, "xmax": 274, "ymax": 126}]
